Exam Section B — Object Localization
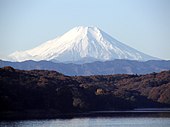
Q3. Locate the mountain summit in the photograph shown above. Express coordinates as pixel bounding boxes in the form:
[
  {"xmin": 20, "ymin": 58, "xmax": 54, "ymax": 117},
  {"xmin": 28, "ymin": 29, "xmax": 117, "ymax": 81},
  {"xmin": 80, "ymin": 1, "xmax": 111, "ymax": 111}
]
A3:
[{"xmin": 8, "ymin": 26, "xmax": 158, "ymax": 63}]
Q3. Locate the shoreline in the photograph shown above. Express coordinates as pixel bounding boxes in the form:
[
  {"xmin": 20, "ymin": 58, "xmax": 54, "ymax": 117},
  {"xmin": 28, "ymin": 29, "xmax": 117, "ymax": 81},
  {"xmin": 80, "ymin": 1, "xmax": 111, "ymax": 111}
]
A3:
[{"xmin": 1, "ymin": 109, "xmax": 170, "ymax": 120}]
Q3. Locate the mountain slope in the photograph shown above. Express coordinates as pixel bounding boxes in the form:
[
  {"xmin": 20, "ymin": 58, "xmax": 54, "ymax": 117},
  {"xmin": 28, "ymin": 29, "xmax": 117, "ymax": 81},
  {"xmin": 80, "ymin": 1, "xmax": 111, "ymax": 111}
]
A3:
[{"xmin": 8, "ymin": 26, "xmax": 158, "ymax": 63}]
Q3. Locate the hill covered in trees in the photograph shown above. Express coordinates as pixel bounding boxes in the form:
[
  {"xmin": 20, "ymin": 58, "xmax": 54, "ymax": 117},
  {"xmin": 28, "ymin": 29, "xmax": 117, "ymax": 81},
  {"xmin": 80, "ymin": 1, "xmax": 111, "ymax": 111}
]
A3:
[{"xmin": 0, "ymin": 66, "xmax": 170, "ymax": 119}]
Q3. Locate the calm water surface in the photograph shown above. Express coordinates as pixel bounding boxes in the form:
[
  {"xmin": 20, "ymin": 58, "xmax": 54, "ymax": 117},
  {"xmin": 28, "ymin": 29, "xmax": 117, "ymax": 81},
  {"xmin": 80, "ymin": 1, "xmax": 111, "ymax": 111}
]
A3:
[{"xmin": 0, "ymin": 117, "xmax": 170, "ymax": 127}]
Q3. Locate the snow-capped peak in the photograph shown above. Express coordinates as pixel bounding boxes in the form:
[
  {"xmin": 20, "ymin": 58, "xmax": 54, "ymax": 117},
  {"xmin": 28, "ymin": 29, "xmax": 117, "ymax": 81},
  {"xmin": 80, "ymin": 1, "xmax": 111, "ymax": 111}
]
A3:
[{"xmin": 8, "ymin": 26, "xmax": 158, "ymax": 63}]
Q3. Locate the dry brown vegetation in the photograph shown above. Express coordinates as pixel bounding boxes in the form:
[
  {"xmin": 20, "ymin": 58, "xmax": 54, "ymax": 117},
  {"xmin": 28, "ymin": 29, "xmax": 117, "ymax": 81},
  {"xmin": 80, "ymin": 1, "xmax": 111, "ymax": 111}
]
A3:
[{"xmin": 0, "ymin": 66, "xmax": 170, "ymax": 114}]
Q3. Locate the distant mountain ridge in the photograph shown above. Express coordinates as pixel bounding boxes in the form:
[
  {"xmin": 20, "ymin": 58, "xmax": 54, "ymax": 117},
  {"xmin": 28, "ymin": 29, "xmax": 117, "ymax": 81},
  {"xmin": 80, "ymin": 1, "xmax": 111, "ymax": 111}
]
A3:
[
  {"xmin": 8, "ymin": 26, "xmax": 158, "ymax": 63},
  {"xmin": 0, "ymin": 59, "xmax": 170, "ymax": 76}
]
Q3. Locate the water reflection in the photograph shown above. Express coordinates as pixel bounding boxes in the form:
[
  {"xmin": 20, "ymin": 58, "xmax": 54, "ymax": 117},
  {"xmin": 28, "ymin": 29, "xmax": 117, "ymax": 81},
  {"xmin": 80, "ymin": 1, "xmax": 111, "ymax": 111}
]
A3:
[{"xmin": 0, "ymin": 117, "xmax": 170, "ymax": 127}]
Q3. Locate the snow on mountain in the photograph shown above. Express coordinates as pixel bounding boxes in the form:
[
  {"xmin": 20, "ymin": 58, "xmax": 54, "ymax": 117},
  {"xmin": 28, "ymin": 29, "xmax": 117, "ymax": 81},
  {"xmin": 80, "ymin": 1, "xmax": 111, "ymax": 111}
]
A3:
[{"xmin": 8, "ymin": 26, "xmax": 158, "ymax": 63}]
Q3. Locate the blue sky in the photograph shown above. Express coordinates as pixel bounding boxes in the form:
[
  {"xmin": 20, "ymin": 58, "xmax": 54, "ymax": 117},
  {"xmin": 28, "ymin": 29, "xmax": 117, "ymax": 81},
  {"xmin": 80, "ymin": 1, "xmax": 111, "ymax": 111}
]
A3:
[{"xmin": 0, "ymin": 0, "xmax": 170, "ymax": 60}]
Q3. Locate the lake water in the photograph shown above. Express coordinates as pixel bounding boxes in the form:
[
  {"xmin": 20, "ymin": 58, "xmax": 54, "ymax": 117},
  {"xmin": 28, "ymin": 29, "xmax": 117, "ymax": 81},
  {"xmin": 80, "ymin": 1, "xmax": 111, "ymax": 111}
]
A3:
[{"xmin": 0, "ymin": 117, "xmax": 170, "ymax": 127}]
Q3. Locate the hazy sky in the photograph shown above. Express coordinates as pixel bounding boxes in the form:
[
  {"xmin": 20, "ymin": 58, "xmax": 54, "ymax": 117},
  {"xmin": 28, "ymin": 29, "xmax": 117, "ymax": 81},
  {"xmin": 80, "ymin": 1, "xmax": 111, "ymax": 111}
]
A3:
[{"xmin": 0, "ymin": 0, "xmax": 170, "ymax": 60}]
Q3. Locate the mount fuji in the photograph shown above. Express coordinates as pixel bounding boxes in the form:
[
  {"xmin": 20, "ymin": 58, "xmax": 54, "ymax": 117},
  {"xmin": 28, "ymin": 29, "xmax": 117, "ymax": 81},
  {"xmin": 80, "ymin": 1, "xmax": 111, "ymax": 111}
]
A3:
[{"xmin": 8, "ymin": 26, "xmax": 158, "ymax": 63}]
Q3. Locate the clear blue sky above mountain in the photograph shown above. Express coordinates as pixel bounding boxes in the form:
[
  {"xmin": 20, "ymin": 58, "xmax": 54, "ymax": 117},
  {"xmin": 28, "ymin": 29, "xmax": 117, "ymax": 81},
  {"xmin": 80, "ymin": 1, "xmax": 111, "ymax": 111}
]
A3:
[{"xmin": 0, "ymin": 0, "xmax": 170, "ymax": 60}]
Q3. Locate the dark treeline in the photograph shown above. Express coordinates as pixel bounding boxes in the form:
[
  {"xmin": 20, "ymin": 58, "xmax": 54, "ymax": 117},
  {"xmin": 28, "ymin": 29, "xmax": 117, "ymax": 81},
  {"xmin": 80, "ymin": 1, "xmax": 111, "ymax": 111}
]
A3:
[{"xmin": 0, "ymin": 66, "xmax": 170, "ymax": 118}]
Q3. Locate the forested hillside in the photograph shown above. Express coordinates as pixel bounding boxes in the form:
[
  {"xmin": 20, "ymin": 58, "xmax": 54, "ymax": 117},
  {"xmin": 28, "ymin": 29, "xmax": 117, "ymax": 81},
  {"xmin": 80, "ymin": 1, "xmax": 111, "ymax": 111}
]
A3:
[{"xmin": 0, "ymin": 66, "xmax": 170, "ymax": 117}]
